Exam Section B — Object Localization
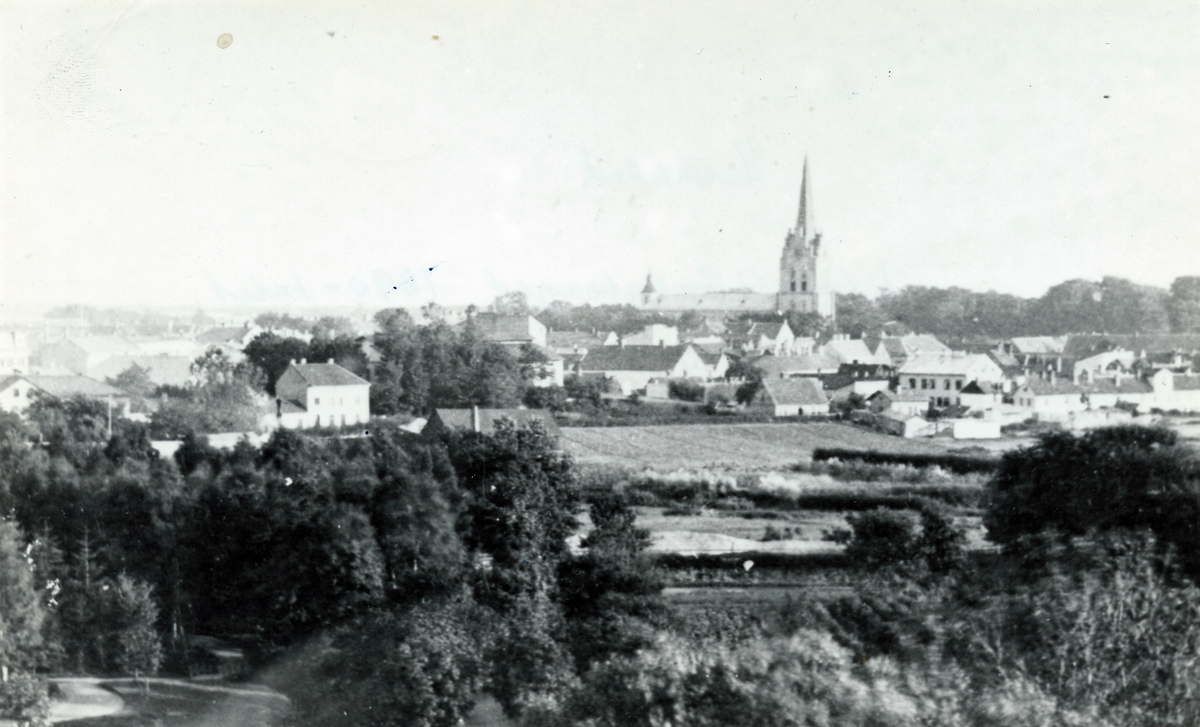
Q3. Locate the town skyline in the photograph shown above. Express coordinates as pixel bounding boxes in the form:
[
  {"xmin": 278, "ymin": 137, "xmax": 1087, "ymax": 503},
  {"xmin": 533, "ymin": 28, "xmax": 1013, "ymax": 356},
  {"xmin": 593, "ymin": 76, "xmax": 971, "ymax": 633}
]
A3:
[{"xmin": 4, "ymin": 1, "xmax": 1200, "ymax": 314}]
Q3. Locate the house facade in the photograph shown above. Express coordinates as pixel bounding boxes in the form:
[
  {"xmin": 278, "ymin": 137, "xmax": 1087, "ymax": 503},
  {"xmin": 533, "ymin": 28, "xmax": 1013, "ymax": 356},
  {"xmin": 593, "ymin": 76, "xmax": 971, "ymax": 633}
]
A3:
[
  {"xmin": 756, "ymin": 377, "xmax": 829, "ymax": 416},
  {"xmin": 0, "ymin": 374, "xmax": 130, "ymax": 416},
  {"xmin": 274, "ymin": 360, "xmax": 370, "ymax": 429},
  {"xmin": 898, "ymin": 353, "xmax": 1007, "ymax": 407},
  {"xmin": 576, "ymin": 344, "xmax": 709, "ymax": 395}
]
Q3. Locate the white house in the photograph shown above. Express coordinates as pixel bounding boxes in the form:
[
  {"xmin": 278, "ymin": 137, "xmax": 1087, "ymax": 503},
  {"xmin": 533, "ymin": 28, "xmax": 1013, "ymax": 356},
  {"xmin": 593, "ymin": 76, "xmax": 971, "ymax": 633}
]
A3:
[
  {"xmin": 577, "ymin": 344, "xmax": 709, "ymax": 395},
  {"xmin": 35, "ymin": 336, "xmax": 144, "ymax": 376},
  {"xmin": 1148, "ymin": 369, "xmax": 1200, "ymax": 411},
  {"xmin": 751, "ymin": 353, "xmax": 841, "ymax": 379},
  {"xmin": 622, "ymin": 324, "xmax": 679, "ymax": 347},
  {"xmin": 0, "ymin": 374, "xmax": 130, "ymax": 416},
  {"xmin": 1014, "ymin": 375, "xmax": 1088, "ymax": 420},
  {"xmin": 821, "ymin": 335, "xmax": 877, "ymax": 366},
  {"xmin": 0, "ymin": 329, "xmax": 31, "ymax": 373},
  {"xmin": 469, "ymin": 313, "xmax": 548, "ymax": 349},
  {"xmin": 866, "ymin": 389, "xmax": 930, "ymax": 417},
  {"xmin": 274, "ymin": 359, "xmax": 370, "ymax": 429},
  {"xmin": 898, "ymin": 353, "xmax": 1007, "ymax": 407},
  {"xmin": 756, "ymin": 377, "xmax": 829, "ymax": 416}
]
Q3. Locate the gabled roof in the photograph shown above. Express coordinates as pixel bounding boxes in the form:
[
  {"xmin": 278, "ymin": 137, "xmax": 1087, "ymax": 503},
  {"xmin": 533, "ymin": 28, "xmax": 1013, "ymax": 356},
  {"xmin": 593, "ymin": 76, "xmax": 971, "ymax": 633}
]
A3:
[
  {"xmin": 751, "ymin": 353, "xmax": 840, "ymax": 378},
  {"xmin": 1023, "ymin": 378, "xmax": 1085, "ymax": 396},
  {"xmin": 288, "ymin": 362, "xmax": 369, "ymax": 387},
  {"xmin": 761, "ymin": 377, "xmax": 828, "ymax": 406},
  {"xmin": 1010, "ymin": 336, "xmax": 1067, "ymax": 355},
  {"xmin": 1174, "ymin": 374, "xmax": 1200, "ymax": 391},
  {"xmin": 578, "ymin": 345, "xmax": 693, "ymax": 372},
  {"xmin": 899, "ymin": 353, "xmax": 1000, "ymax": 376},
  {"xmin": 548, "ymin": 331, "xmax": 609, "ymax": 350},
  {"xmin": 3, "ymin": 375, "xmax": 128, "ymax": 399},
  {"xmin": 468, "ymin": 313, "xmax": 540, "ymax": 343},
  {"xmin": 960, "ymin": 381, "xmax": 1003, "ymax": 395},
  {"xmin": 1063, "ymin": 334, "xmax": 1200, "ymax": 359},
  {"xmin": 869, "ymin": 389, "xmax": 928, "ymax": 403},
  {"xmin": 196, "ymin": 326, "xmax": 254, "ymax": 346},
  {"xmin": 59, "ymin": 335, "xmax": 142, "ymax": 355},
  {"xmin": 754, "ymin": 321, "xmax": 787, "ymax": 340},
  {"xmin": 1084, "ymin": 378, "xmax": 1152, "ymax": 395},
  {"xmin": 90, "ymin": 355, "xmax": 195, "ymax": 387},
  {"xmin": 430, "ymin": 408, "xmax": 559, "ymax": 437},
  {"xmin": 642, "ymin": 291, "xmax": 777, "ymax": 312},
  {"xmin": 822, "ymin": 338, "xmax": 875, "ymax": 364},
  {"xmin": 695, "ymin": 348, "xmax": 727, "ymax": 366}
]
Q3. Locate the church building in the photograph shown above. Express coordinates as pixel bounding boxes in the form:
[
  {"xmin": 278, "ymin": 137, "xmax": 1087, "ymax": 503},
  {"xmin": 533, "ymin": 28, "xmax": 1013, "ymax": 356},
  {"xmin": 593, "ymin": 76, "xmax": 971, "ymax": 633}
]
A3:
[{"xmin": 640, "ymin": 157, "xmax": 833, "ymax": 317}]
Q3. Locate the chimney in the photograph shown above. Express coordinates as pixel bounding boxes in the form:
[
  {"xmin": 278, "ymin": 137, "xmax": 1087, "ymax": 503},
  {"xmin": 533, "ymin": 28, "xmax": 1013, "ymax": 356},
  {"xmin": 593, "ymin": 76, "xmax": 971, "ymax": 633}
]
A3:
[
  {"xmin": 1049, "ymin": 369, "xmax": 1056, "ymax": 385},
  {"xmin": 289, "ymin": 359, "xmax": 296, "ymax": 366},
  {"xmin": 471, "ymin": 405, "xmax": 481, "ymax": 433},
  {"xmin": 300, "ymin": 358, "xmax": 306, "ymax": 365},
  {"xmin": 1056, "ymin": 357, "xmax": 1062, "ymax": 373},
  {"xmin": 327, "ymin": 358, "xmax": 334, "ymax": 364},
  {"xmin": 1115, "ymin": 370, "xmax": 1123, "ymax": 387}
]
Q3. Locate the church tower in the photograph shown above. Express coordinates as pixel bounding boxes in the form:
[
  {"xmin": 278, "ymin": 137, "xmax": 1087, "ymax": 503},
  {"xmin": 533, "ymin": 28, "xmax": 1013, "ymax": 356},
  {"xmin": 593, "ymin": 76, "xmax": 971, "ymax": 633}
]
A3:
[{"xmin": 777, "ymin": 157, "xmax": 823, "ymax": 313}]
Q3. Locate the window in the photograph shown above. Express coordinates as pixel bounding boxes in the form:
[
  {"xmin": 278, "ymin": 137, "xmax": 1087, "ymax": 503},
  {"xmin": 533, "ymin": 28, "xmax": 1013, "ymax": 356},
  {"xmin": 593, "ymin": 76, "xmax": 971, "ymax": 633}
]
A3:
[
  {"xmin": 801, "ymin": 280, "xmax": 808, "ymax": 292},
  {"xmin": 315, "ymin": 397, "xmax": 320, "ymax": 406},
  {"xmin": 955, "ymin": 380, "xmax": 962, "ymax": 390},
  {"xmin": 909, "ymin": 378, "xmax": 916, "ymax": 389},
  {"xmin": 12, "ymin": 389, "xmax": 18, "ymax": 398},
  {"xmin": 944, "ymin": 379, "xmax": 951, "ymax": 390}
]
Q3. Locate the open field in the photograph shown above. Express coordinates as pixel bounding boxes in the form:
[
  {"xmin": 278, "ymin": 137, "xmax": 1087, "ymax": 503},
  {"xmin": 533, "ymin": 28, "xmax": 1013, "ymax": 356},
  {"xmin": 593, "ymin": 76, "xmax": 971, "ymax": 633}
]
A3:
[{"xmin": 560, "ymin": 421, "xmax": 1028, "ymax": 470}]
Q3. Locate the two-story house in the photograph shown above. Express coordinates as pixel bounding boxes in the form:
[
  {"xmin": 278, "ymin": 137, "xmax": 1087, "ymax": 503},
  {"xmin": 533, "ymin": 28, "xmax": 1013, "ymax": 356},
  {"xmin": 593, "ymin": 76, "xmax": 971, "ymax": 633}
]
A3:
[{"xmin": 274, "ymin": 359, "xmax": 370, "ymax": 429}]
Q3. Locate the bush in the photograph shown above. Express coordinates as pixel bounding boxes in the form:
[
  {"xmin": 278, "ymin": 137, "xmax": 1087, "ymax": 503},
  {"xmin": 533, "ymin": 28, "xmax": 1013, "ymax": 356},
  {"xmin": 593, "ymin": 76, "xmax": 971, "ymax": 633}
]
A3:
[
  {"xmin": 0, "ymin": 673, "xmax": 50, "ymax": 727},
  {"xmin": 844, "ymin": 508, "xmax": 921, "ymax": 567},
  {"xmin": 984, "ymin": 425, "xmax": 1200, "ymax": 575},
  {"xmin": 667, "ymin": 380, "xmax": 705, "ymax": 402},
  {"xmin": 812, "ymin": 447, "xmax": 999, "ymax": 474}
]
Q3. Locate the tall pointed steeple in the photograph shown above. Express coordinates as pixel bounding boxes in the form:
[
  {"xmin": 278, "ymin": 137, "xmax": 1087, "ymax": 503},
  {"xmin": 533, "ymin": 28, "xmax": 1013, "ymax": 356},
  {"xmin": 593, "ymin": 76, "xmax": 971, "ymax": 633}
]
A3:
[{"xmin": 794, "ymin": 156, "xmax": 810, "ymax": 241}]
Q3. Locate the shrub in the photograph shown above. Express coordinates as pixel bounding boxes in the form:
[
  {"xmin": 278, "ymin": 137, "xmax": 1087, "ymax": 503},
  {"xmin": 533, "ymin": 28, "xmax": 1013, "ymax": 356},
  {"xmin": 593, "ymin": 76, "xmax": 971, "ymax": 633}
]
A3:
[
  {"xmin": 811, "ymin": 447, "xmax": 999, "ymax": 474},
  {"xmin": 0, "ymin": 673, "xmax": 50, "ymax": 727},
  {"xmin": 844, "ymin": 508, "xmax": 921, "ymax": 567},
  {"xmin": 667, "ymin": 380, "xmax": 705, "ymax": 402}
]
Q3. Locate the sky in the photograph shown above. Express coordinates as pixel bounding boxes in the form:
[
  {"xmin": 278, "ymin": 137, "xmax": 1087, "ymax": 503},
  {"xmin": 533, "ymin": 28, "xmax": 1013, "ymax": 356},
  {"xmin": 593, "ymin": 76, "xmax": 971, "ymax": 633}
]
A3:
[{"xmin": 3, "ymin": 0, "xmax": 1199, "ymax": 315}]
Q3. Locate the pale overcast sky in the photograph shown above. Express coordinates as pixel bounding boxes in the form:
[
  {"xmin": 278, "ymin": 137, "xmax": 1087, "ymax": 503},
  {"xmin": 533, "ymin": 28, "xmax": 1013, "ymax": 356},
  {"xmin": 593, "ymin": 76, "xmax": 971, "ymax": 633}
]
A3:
[{"xmin": 2, "ymin": 0, "xmax": 1199, "ymax": 314}]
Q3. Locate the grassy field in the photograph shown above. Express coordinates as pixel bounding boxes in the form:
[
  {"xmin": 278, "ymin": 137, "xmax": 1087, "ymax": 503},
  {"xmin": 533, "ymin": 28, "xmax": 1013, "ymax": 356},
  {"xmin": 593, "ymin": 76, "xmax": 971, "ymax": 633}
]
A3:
[{"xmin": 560, "ymin": 421, "xmax": 1017, "ymax": 470}]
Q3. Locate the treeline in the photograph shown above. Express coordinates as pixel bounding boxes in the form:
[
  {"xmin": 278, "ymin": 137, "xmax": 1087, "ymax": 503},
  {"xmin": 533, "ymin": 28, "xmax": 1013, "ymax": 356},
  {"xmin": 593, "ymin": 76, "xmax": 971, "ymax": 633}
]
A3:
[
  {"xmin": 836, "ymin": 275, "xmax": 1200, "ymax": 340},
  {"xmin": 6, "ymin": 395, "xmax": 1200, "ymax": 726}
]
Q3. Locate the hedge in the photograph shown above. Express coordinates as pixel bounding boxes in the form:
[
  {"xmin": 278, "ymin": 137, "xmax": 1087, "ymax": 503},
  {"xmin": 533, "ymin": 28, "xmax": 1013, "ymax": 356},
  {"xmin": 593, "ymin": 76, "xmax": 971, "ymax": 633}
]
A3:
[{"xmin": 811, "ymin": 447, "xmax": 999, "ymax": 474}]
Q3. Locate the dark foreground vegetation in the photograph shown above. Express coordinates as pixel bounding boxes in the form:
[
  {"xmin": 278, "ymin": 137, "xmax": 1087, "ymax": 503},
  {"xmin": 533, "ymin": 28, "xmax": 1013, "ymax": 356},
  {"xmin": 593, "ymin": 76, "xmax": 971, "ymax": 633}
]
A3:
[{"xmin": 3, "ymin": 391, "xmax": 1200, "ymax": 726}]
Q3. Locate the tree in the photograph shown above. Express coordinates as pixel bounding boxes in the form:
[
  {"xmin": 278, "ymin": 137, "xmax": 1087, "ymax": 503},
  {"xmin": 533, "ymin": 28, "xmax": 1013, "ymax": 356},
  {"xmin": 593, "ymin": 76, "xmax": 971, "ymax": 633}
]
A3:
[
  {"xmin": 1, "ymin": 519, "xmax": 46, "ymax": 674},
  {"xmin": 1168, "ymin": 276, "xmax": 1200, "ymax": 332},
  {"xmin": 243, "ymin": 333, "xmax": 310, "ymax": 395},
  {"xmin": 834, "ymin": 293, "xmax": 884, "ymax": 337},
  {"xmin": 448, "ymin": 420, "xmax": 581, "ymax": 608},
  {"xmin": 113, "ymin": 575, "xmax": 162, "ymax": 678},
  {"xmin": 491, "ymin": 291, "xmax": 530, "ymax": 316},
  {"xmin": 984, "ymin": 426, "xmax": 1200, "ymax": 575},
  {"xmin": 310, "ymin": 316, "xmax": 356, "ymax": 341},
  {"xmin": 557, "ymin": 492, "xmax": 663, "ymax": 670},
  {"xmin": 303, "ymin": 602, "xmax": 489, "ymax": 727},
  {"xmin": 106, "ymin": 364, "xmax": 155, "ymax": 399}
]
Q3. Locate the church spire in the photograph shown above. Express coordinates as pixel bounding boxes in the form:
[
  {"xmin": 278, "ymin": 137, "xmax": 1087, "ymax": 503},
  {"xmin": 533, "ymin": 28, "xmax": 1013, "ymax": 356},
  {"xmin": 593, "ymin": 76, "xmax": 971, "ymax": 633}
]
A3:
[
  {"xmin": 794, "ymin": 156, "xmax": 810, "ymax": 241},
  {"xmin": 641, "ymin": 273, "xmax": 656, "ymax": 295}
]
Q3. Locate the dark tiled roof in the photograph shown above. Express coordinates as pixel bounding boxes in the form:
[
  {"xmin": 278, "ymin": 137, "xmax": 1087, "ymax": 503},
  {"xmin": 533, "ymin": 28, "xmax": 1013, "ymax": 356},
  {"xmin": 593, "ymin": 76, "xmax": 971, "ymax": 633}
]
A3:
[
  {"xmin": 431, "ymin": 408, "xmax": 559, "ymax": 436},
  {"xmin": 1063, "ymin": 334, "xmax": 1200, "ymax": 359},
  {"xmin": 291, "ymin": 363, "xmax": 369, "ymax": 387},
  {"xmin": 761, "ymin": 377, "xmax": 828, "ymax": 406},
  {"xmin": 579, "ymin": 345, "xmax": 691, "ymax": 372},
  {"xmin": 1174, "ymin": 374, "xmax": 1200, "ymax": 391},
  {"xmin": 16, "ymin": 375, "xmax": 127, "ymax": 398},
  {"xmin": 695, "ymin": 349, "xmax": 726, "ymax": 366},
  {"xmin": 280, "ymin": 399, "xmax": 306, "ymax": 414},
  {"xmin": 196, "ymin": 326, "xmax": 253, "ymax": 345},
  {"xmin": 1085, "ymin": 378, "xmax": 1152, "ymax": 395},
  {"xmin": 469, "ymin": 314, "xmax": 539, "ymax": 343},
  {"xmin": 1024, "ymin": 378, "xmax": 1085, "ymax": 396}
]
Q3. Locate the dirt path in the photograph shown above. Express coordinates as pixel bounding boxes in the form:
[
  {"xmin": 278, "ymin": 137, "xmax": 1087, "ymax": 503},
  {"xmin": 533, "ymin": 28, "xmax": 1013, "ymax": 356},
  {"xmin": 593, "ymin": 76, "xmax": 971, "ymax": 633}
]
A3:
[{"xmin": 49, "ymin": 678, "xmax": 126, "ymax": 723}]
